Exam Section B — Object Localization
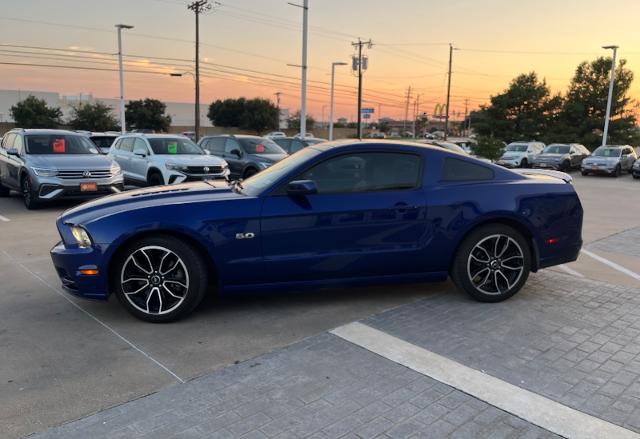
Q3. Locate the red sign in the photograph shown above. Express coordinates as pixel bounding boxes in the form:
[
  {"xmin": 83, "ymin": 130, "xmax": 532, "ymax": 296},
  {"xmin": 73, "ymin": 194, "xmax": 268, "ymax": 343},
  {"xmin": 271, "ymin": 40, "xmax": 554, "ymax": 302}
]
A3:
[
  {"xmin": 255, "ymin": 144, "xmax": 265, "ymax": 153},
  {"xmin": 52, "ymin": 138, "xmax": 66, "ymax": 153}
]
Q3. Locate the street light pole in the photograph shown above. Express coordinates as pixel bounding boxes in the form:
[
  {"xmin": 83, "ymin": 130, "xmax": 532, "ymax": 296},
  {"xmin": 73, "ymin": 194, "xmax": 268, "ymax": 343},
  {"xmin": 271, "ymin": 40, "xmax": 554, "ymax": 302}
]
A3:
[
  {"xmin": 115, "ymin": 24, "xmax": 134, "ymax": 135},
  {"xmin": 602, "ymin": 45, "xmax": 618, "ymax": 147},
  {"xmin": 329, "ymin": 61, "xmax": 347, "ymax": 141},
  {"xmin": 444, "ymin": 43, "xmax": 456, "ymax": 141}
]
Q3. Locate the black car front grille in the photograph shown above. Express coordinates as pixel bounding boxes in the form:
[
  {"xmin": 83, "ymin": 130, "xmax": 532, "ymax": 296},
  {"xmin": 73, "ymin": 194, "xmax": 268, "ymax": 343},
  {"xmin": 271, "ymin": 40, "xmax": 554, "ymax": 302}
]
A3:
[
  {"xmin": 185, "ymin": 166, "xmax": 225, "ymax": 175},
  {"xmin": 56, "ymin": 169, "xmax": 112, "ymax": 179}
]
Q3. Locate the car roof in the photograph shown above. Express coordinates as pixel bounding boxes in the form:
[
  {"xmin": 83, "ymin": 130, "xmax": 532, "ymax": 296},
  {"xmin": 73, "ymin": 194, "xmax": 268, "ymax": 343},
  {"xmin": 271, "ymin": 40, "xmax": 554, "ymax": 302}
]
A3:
[
  {"xmin": 120, "ymin": 133, "xmax": 188, "ymax": 139},
  {"xmin": 11, "ymin": 128, "xmax": 79, "ymax": 135},
  {"xmin": 310, "ymin": 139, "xmax": 454, "ymax": 153}
]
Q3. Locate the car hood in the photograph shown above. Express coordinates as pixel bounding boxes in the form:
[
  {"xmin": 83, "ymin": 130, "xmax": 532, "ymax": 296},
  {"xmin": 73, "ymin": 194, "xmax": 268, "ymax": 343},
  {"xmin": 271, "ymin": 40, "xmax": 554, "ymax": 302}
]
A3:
[
  {"xmin": 158, "ymin": 154, "xmax": 226, "ymax": 165},
  {"xmin": 27, "ymin": 154, "xmax": 115, "ymax": 169},
  {"xmin": 500, "ymin": 152, "xmax": 525, "ymax": 159},
  {"xmin": 253, "ymin": 153, "xmax": 288, "ymax": 163},
  {"xmin": 59, "ymin": 181, "xmax": 243, "ymax": 226},
  {"xmin": 535, "ymin": 153, "xmax": 567, "ymax": 161},
  {"xmin": 583, "ymin": 156, "xmax": 619, "ymax": 163}
]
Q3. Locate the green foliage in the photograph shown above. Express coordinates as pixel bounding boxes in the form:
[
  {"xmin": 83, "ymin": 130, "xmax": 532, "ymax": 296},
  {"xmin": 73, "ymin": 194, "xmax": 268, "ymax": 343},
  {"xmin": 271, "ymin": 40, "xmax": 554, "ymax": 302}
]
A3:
[
  {"xmin": 207, "ymin": 98, "xmax": 278, "ymax": 134},
  {"xmin": 10, "ymin": 95, "xmax": 62, "ymax": 128},
  {"xmin": 125, "ymin": 99, "xmax": 171, "ymax": 132},
  {"xmin": 69, "ymin": 102, "xmax": 119, "ymax": 132},
  {"xmin": 471, "ymin": 136, "xmax": 504, "ymax": 161},
  {"xmin": 472, "ymin": 73, "xmax": 562, "ymax": 143},
  {"xmin": 287, "ymin": 111, "xmax": 316, "ymax": 131}
]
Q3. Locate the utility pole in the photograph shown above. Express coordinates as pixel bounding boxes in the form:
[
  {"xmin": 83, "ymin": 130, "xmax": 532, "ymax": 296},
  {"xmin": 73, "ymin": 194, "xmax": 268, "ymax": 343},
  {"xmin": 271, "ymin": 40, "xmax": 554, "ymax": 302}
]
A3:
[
  {"xmin": 412, "ymin": 94, "xmax": 421, "ymax": 139},
  {"xmin": 187, "ymin": 0, "xmax": 212, "ymax": 142},
  {"xmin": 288, "ymin": 0, "xmax": 309, "ymax": 137},
  {"xmin": 602, "ymin": 45, "xmax": 618, "ymax": 147},
  {"xmin": 463, "ymin": 98, "xmax": 468, "ymax": 137},
  {"xmin": 403, "ymin": 86, "xmax": 412, "ymax": 133},
  {"xmin": 274, "ymin": 91, "xmax": 282, "ymax": 130},
  {"xmin": 115, "ymin": 24, "xmax": 134, "ymax": 134},
  {"xmin": 352, "ymin": 38, "xmax": 373, "ymax": 139},
  {"xmin": 444, "ymin": 43, "xmax": 456, "ymax": 140},
  {"xmin": 329, "ymin": 61, "xmax": 347, "ymax": 141}
]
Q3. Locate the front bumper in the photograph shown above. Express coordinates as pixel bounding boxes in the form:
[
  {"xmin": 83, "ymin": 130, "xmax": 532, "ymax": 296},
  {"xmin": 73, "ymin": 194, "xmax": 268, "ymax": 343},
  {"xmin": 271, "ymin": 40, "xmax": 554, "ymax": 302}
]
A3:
[
  {"xmin": 581, "ymin": 163, "xmax": 617, "ymax": 174},
  {"xmin": 34, "ymin": 175, "xmax": 124, "ymax": 201},
  {"xmin": 496, "ymin": 159, "xmax": 521, "ymax": 168},
  {"xmin": 166, "ymin": 168, "xmax": 230, "ymax": 185},
  {"xmin": 532, "ymin": 161, "xmax": 562, "ymax": 170},
  {"xmin": 50, "ymin": 241, "xmax": 109, "ymax": 300}
]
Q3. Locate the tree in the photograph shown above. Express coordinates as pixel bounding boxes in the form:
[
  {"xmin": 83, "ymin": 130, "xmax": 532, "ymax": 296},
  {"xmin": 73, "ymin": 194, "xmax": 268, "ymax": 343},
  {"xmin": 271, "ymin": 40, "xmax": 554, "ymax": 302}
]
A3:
[
  {"xmin": 471, "ymin": 136, "xmax": 504, "ymax": 161},
  {"xmin": 69, "ymin": 102, "xmax": 119, "ymax": 132},
  {"xmin": 207, "ymin": 98, "xmax": 246, "ymax": 128},
  {"xmin": 125, "ymin": 98, "xmax": 171, "ymax": 132},
  {"xmin": 472, "ymin": 73, "xmax": 562, "ymax": 143},
  {"xmin": 239, "ymin": 98, "xmax": 278, "ymax": 134},
  {"xmin": 287, "ymin": 111, "xmax": 315, "ymax": 131},
  {"xmin": 10, "ymin": 95, "xmax": 62, "ymax": 128},
  {"xmin": 559, "ymin": 57, "xmax": 639, "ymax": 149}
]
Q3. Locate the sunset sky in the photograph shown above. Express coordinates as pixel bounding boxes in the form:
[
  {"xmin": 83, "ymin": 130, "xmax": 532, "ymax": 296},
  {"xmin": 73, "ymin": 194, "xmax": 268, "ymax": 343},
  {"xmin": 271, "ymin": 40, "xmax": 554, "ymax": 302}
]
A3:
[{"xmin": 2, "ymin": 0, "xmax": 640, "ymax": 122}]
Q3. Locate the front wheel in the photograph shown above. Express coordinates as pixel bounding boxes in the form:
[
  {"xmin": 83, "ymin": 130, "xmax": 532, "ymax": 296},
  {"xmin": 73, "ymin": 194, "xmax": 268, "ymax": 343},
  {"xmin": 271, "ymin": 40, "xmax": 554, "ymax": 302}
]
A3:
[
  {"xmin": 581, "ymin": 170, "xmax": 589, "ymax": 176},
  {"xmin": 451, "ymin": 225, "xmax": 531, "ymax": 302},
  {"xmin": 613, "ymin": 165, "xmax": 621, "ymax": 177},
  {"xmin": 21, "ymin": 176, "xmax": 40, "ymax": 209},
  {"xmin": 148, "ymin": 172, "xmax": 165, "ymax": 186},
  {"xmin": 112, "ymin": 235, "xmax": 208, "ymax": 322},
  {"xmin": 520, "ymin": 158, "xmax": 529, "ymax": 168}
]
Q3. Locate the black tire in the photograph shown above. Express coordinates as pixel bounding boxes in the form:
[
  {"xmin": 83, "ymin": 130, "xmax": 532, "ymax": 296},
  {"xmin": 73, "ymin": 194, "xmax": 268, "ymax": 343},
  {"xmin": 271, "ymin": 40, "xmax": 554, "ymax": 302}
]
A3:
[
  {"xmin": 520, "ymin": 158, "xmax": 529, "ymax": 168},
  {"xmin": 112, "ymin": 235, "xmax": 208, "ymax": 322},
  {"xmin": 561, "ymin": 160, "xmax": 571, "ymax": 172},
  {"xmin": 451, "ymin": 224, "xmax": 531, "ymax": 303},
  {"xmin": 613, "ymin": 165, "xmax": 621, "ymax": 177},
  {"xmin": 581, "ymin": 170, "xmax": 589, "ymax": 176},
  {"xmin": 148, "ymin": 171, "xmax": 165, "ymax": 186},
  {"xmin": 633, "ymin": 174, "xmax": 640, "ymax": 180},
  {"xmin": 0, "ymin": 183, "xmax": 9, "ymax": 197},
  {"xmin": 21, "ymin": 175, "xmax": 40, "ymax": 210},
  {"xmin": 243, "ymin": 168, "xmax": 258, "ymax": 179}
]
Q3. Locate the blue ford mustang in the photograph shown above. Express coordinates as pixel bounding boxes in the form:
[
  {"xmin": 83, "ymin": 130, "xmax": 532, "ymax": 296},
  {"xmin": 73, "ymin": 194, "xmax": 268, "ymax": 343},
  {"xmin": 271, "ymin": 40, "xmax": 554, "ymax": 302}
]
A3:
[{"xmin": 50, "ymin": 141, "xmax": 583, "ymax": 322}]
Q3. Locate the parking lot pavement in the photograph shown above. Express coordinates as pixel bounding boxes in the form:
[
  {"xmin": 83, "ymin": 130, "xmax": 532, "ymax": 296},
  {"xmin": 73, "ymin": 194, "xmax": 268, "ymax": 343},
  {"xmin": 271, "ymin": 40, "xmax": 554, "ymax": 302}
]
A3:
[{"xmin": 31, "ymin": 332, "xmax": 560, "ymax": 439}]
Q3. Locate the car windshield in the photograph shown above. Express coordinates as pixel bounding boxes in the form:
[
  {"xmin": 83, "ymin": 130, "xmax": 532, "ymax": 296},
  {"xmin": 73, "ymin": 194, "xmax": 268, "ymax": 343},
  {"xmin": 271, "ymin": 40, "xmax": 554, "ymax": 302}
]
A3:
[
  {"xmin": 505, "ymin": 144, "xmax": 528, "ymax": 152},
  {"xmin": 148, "ymin": 137, "xmax": 203, "ymax": 155},
  {"xmin": 90, "ymin": 136, "xmax": 117, "ymax": 151},
  {"xmin": 239, "ymin": 137, "xmax": 286, "ymax": 154},
  {"xmin": 544, "ymin": 145, "xmax": 570, "ymax": 154},
  {"xmin": 593, "ymin": 148, "xmax": 622, "ymax": 157},
  {"xmin": 25, "ymin": 134, "xmax": 99, "ymax": 155},
  {"xmin": 241, "ymin": 147, "xmax": 321, "ymax": 196}
]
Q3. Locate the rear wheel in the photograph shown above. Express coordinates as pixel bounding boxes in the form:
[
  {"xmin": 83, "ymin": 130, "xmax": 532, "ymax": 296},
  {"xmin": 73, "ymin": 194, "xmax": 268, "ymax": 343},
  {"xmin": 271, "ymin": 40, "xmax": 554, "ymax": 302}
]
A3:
[
  {"xmin": 148, "ymin": 171, "xmax": 165, "ymax": 186},
  {"xmin": 112, "ymin": 235, "xmax": 208, "ymax": 322},
  {"xmin": 243, "ymin": 167, "xmax": 258, "ymax": 179},
  {"xmin": 21, "ymin": 175, "xmax": 40, "ymax": 210},
  {"xmin": 451, "ymin": 224, "xmax": 531, "ymax": 302}
]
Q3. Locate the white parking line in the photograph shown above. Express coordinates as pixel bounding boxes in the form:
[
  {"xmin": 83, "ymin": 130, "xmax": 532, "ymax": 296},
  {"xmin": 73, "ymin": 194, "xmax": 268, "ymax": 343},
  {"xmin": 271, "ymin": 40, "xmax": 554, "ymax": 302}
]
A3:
[
  {"xmin": 331, "ymin": 322, "xmax": 640, "ymax": 439},
  {"xmin": 558, "ymin": 264, "xmax": 585, "ymax": 278},
  {"xmin": 0, "ymin": 214, "xmax": 9, "ymax": 222},
  {"xmin": 0, "ymin": 250, "xmax": 185, "ymax": 384},
  {"xmin": 581, "ymin": 249, "xmax": 640, "ymax": 282}
]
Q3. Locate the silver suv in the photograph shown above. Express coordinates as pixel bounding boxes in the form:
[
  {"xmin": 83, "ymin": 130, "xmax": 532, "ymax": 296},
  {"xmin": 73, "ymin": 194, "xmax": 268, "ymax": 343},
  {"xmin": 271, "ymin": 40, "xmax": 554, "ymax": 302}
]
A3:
[
  {"xmin": 0, "ymin": 129, "xmax": 124, "ymax": 209},
  {"xmin": 109, "ymin": 134, "xmax": 229, "ymax": 186}
]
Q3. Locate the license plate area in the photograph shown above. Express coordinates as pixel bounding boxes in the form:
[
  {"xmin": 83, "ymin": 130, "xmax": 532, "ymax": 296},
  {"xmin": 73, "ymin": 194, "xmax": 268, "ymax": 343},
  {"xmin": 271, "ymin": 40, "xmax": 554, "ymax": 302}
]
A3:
[{"xmin": 80, "ymin": 182, "xmax": 98, "ymax": 192}]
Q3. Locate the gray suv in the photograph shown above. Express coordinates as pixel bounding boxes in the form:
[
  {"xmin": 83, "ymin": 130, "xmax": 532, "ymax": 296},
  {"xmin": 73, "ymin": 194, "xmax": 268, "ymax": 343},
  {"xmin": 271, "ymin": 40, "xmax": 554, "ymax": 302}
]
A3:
[
  {"xmin": 109, "ymin": 134, "xmax": 229, "ymax": 186},
  {"xmin": 581, "ymin": 145, "xmax": 638, "ymax": 177},
  {"xmin": 198, "ymin": 135, "xmax": 287, "ymax": 180},
  {"xmin": 0, "ymin": 129, "xmax": 124, "ymax": 209}
]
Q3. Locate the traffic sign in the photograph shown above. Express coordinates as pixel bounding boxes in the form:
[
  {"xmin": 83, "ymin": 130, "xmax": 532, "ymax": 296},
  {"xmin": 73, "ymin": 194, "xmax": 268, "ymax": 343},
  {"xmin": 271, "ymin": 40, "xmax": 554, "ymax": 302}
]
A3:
[{"xmin": 361, "ymin": 108, "xmax": 375, "ymax": 114}]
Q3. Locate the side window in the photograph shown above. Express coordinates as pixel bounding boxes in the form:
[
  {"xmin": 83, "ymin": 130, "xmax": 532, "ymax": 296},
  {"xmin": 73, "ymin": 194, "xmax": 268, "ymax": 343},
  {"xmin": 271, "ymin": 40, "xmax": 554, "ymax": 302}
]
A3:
[
  {"xmin": 133, "ymin": 138, "xmax": 148, "ymax": 155},
  {"xmin": 297, "ymin": 152, "xmax": 421, "ymax": 194},
  {"xmin": 275, "ymin": 139, "xmax": 291, "ymax": 152},
  {"xmin": 442, "ymin": 158, "xmax": 494, "ymax": 182},
  {"xmin": 13, "ymin": 134, "xmax": 24, "ymax": 154},
  {"xmin": 208, "ymin": 138, "xmax": 226, "ymax": 154},
  {"xmin": 120, "ymin": 137, "xmax": 134, "ymax": 152},
  {"xmin": 224, "ymin": 138, "xmax": 242, "ymax": 155}
]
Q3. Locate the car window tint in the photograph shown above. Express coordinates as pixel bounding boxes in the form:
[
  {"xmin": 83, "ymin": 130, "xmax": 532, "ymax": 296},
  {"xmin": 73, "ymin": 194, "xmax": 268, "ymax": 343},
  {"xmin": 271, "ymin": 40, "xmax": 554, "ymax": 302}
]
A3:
[
  {"xmin": 133, "ymin": 138, "xmax": 148, "ymax": 155},
  {"xmin": 90, "ymin": 136, "xmax": 117, "ymax": 150},
  {"xmin": 120, "ymin": 138, "xmax": 134, "ymax": 152},
  {"xmin": 291, "ymin": 140, "xmax": 306, "ymax": 153},
  {"xmin": 274, "ymin": 138, "xmax": 291, "ymax": 152},
  {"xmin": 299, "ymin": 152, "xmax": 421, "ymax": 194},
  {"xmin": 442, "ymin": 158, "xmax": 494, "ymax": 181},
  {"xmin": 224, "ymin": 138, "xmax": 242, "ymax": 154},
  {"xmin": 207, "ymin": 137, "xmax": 226, "ymax": 153}
]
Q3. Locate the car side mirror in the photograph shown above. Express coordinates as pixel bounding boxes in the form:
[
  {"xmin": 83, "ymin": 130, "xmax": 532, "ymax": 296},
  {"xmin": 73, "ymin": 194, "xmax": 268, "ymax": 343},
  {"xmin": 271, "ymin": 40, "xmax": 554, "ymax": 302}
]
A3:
[
  {"xmin": 286, "ymin": 180, "xmax": 317, "ymax": 196},
  {"xmin": 230, "ymin": 149, "xmax": 242, "ymax": 158},
  {"xmin": 6, "ymin": 148, "xmax": 19, "ymax": 156}
]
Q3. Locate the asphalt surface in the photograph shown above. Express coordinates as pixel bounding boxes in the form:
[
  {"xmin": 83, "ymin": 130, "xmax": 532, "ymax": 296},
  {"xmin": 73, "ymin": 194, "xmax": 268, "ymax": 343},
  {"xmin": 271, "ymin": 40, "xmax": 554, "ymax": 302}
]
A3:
[{"xmin": 1, "ymin": 172, "xmax": 638, "ymax": 438}]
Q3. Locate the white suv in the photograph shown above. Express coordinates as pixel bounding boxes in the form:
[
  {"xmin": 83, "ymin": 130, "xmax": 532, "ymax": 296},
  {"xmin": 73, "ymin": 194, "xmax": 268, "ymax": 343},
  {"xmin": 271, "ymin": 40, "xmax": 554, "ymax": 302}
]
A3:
[
  {"xmin": 109, "ymin": 134, "xmax": 229, "ymax": 186},
  {"xmin": 497, "ymin": 141, "xmax": 545, "ymax": 168}
]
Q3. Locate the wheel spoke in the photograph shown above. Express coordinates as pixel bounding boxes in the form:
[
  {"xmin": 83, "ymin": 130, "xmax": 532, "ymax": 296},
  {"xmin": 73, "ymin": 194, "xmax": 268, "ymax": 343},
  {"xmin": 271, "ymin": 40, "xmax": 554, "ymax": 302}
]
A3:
[
  {"xmin": 139, "ymin": 249, "xmax": 154, "ymax": 273},
  {"xmin": 162, "ymin": 284, "xmax": 183, "ymax": 299},
  {"xmin": 161, "ymin": 259, "xmax": 180, "ymax": 276},
  {"xmin": 164, "ymin": 279, "xmax": 187, "ymax": 289},
  {"xmin": 496, "ymin": 236, "xmax": 510, "ymax": 258},
  {"xmin": 125, "ymin": 281, "xmax": 149, "ymax": 296},
  {"xmin": 123, "ymin": 277, "xmax": 147, "ymax": 284},
  {"xmin": 496, "ymin": 270, "xmax": 511, "ymax": 290},
  {"xmin": 473, "ymin": 268, "xmax": 491, "ymax": 287},
  {"xmin": 131, "ymin": 254, "xmax": 152, "ymax": 274}
]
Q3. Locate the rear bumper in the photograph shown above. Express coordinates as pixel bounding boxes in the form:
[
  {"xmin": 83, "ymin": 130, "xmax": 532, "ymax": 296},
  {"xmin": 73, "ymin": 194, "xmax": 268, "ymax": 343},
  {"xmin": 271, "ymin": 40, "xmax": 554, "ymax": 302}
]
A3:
[
  {"xmin": 50, "ymin": 241, "xmax": 109, "ymax": 300},
  {"xmin": 538, "ymin": 241, "xmax": 582, "ymax": 269}
]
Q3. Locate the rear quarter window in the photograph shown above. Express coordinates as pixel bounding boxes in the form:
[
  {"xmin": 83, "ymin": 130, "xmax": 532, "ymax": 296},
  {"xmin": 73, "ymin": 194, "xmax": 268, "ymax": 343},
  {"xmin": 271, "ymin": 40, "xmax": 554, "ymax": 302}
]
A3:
[{"xmin": 442, "ymin": 158, "xmax": 494, "ymax": 182}]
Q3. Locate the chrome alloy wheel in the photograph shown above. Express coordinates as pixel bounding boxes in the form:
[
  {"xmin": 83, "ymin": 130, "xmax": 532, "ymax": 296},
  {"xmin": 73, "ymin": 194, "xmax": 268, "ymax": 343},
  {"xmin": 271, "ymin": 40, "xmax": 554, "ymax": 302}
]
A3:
[
  {"xmin": 466, "ymin": 234, "xmax": 524, "ymax": 295},
  {"xmin": 120, "ymin": 245, "xmax": 190, "ymax": 315}
]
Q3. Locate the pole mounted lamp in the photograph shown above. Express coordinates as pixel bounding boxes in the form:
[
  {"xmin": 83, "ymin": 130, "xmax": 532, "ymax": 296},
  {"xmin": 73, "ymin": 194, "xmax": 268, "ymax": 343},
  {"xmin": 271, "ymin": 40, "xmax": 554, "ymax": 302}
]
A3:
[
  {"xmin": 329, "ymin": 61, "xmax": 348, "ymax": 141},
  {"xmin": 115, "ymin": 24, "xmax": 134, "ymax": 135},
  {"xmin": 602, "ymin": 45, "xmax": 618, "ymax": 147}
]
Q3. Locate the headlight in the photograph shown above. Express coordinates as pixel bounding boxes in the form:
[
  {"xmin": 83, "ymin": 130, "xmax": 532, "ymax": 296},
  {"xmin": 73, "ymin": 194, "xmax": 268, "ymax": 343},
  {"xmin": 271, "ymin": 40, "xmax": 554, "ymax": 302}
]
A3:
[
  {"xmin": 31, "ymin": 167, "xmax": 57, "ymax": 177},
  {"xmin": 166, "ymin": 163, "xmax": 188, "ymax": 172},
  {"xmin": 70, "ymin": 225, "xmax": 92, "ymax": 248},
  {"xmin": 110, "ymin": 162, "xmax": 122, "ymax": 176}
]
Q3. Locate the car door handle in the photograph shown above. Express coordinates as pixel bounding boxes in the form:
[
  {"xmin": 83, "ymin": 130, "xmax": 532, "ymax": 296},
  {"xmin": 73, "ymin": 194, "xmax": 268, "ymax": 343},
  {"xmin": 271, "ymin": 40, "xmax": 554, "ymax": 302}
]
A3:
[{"xmin": 393, "ymin": 202, "xmax": 417, "ymax": 213}]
